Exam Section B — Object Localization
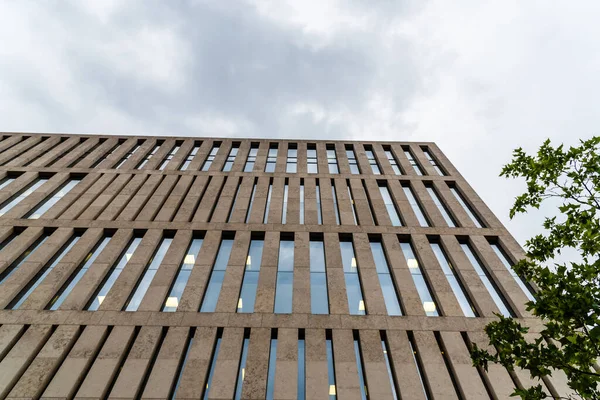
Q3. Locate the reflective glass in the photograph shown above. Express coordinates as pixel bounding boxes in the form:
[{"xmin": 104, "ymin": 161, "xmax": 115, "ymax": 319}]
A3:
[
  {"xmin": 354, "ymin": 338, "xmax": 368, "ymax": 400},
  {"xmin": 365, "ymin": 149, "xmax": 381, "ymax": 175},
  {"xmin": 370, "ymin": 242, "xmax": 402, "ymax": 315},
  {"xmin": 298, "ymin": 337, "xmax": 306, "ymax": 399},
  {"xmin": 222, "ymin": 145, "xmax": 239, "ymax": 172},
  {"xmin": 331, "ymin": 183, "xmax": 340, "ymax": 225},
  {"xmin": 282, "ymin": 184, "xmax": 288, "ymax": 224},
  {"xmin": 327, "ymin": 149, "xmax": 339, "ymax": 174},
  {"xmin": 0, "ymin": 178, "xmax": 48, "ymax": 216},
  {"xmin": 408, "ymin": 334, "xmax": 430, "ymax": 398},
  {"xmin": 202, "ymin": 145, "xmax": 220, "ymax": 171},
  {"xmin": 286, "ymin": 148, "xmax": 297, "ymax": 173},
  {"xmin": 347, "ymin": 149, "xmax": 360, "ymax": 174},
  {"xmin": 158, "ymin": 145, "xmax": 180, "ymax": 170},
  {"xmin": 0, "ymin": 177, "xmax": 15, "ymax": 191},
  {"xmin": 379, "ymin": 185, "xmax": 402, "ymax": 226},
  {"xmin": 449, "ymin": 187, "xmax": 483, "ymax": 228},
  {"xmin": 264, "ymin": 184, "xmax": 272, "ymax": 223},
  {"xmin": 265, "ymin": 147, "xmax": 277, "ymax": 172},
  {"xmin": 403, "ymin": 185, "xmax": 429, "ymax": 227},
  {"xmin": 382, "ymin": 339, "xmax": 399, "ymax": 399},
  {"xmin": 404, "ymin": 149, "xmax": 424, "ymax": 175},
  {"xmin": 238, "ymin": 240, "xmax": 264, "ymax": 313},
  {"xmin": 423, "ymin": 149, "xmax": 445, "ymax": 176},
  {"xmin": 275, "ymin": 240, "xmax": 294, "ymax": 313},
  {"xmin": 316, "ymin": 184, "xmax": 322, "ymax": 224},
  {"xmin": 340, "ymin": 241, "xmax": 366, "ymax": 315},
  {"xmin": 137, "ymin": 144, "xmax": 160, "ymax": 169},
  {"xmin": 490, "ymin": 243, "xmax": 536, "ymax": 302},
  {"xmin": 385, "ymin": 150, "xmax": 402, "ymax": 175},
  {"xmin": 115, "ymin": 144, "xmax": 141, "ymax": 168},
  {"xmin": 266, "ymin": 338, "xmax": 277, "ymax": 400},
  {"xmin": 426, "ymin": 187, "xmax": 456, "ymax": 227},
  {"xmin": 307, "ymin": 148, "xmax": 318, "ymax": 173},
  {"xmin": 27, "ymin": 178, "xmax": 80, "ymax": 219},
  {"xmin": 234, "ymin": 337, "xmax": 250, "ymax": 400},
  {"xmin": 0, "ymin": 234, "xmax": 49, "ymax": 284},
  {"xmin": 163, "ymin": 238, "xmax": 203, "ymax": 312},
  {"xmin": 310, "ymin": 241, "xmax": 328, "ymax": 314},
  {"xmin": 400, "ymin": 241, "xmax": 439, "ymax": 316},
  {"xmin": 172, "ymin": 330, "xmax": 194, "ymax": 398},
  {"xmin": 245, "ymin": 180, "xmax": 257, "ymax": 223},
  {"xmin": 347, "ymin": 183, "xmax": 358, "ymax": 225},
  {"xmin": 244, "ymin": 146, "xmax": 258, "ymax": 172},
  {"xmin": 180, "ymin": 145, "xmax": 200, "ymax": 171},
  {"xmin": 299, "ymin": 183, "xmax": 305, "ymax": 224},
  {"xmin": 203, "ymin": 335, "xmax": 222, "ymax": 400},
  {"xmin": 200, "ymin": 239, "xmax": 234, "ymax": 312},
  {"xmin": 326, "ymin": 338, "xmax": 337, "ymax": 399}
]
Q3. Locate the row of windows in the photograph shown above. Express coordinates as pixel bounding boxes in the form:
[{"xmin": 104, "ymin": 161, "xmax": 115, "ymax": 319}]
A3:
[
  {"xmin": 0, "ymin": 135, "xmax": 446, "ymax": 176},
  {"xmin": 0, "ymin": 173, "xmax": 486, "ymax": 227},
  {"xmin": 0, "ymin": 228, "xmax": 534, "ymax": 315},
  {"xmin": 2, "ymin": 323, "xmax": 554, "ymax": 399}
]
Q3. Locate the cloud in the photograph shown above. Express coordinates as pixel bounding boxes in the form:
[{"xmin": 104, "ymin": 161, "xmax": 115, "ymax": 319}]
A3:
[{"xmin": 1, "ymin": 0, "xmax": 599, "ymax": 253}]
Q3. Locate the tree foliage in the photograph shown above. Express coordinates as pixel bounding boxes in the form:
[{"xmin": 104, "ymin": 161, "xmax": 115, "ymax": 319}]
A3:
[{"xmin": 470, "ymin": 137, "xmax": 600, "ymax": 399}]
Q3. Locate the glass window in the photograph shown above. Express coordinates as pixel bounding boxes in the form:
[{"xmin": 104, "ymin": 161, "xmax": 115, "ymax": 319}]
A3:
[
  {"xmin": 381, "ymin": 333, "xmax": 399, "ymax": 400},
  {"xmin": 403, "ymin": 148, "xmax": 424, "ymax": 175},
  {"xmin": 353, "ymin": 333, "xmax": 368, "ymax": 400},
  {"xmin": 282, "ymin": 181, "xmax": 289, "ymax": 224},
  {"xmin": 422, "ymin": 148, "xmax": 445, "ymax": 176},
  {"xmin": 136, "ymin": 143, "xmax": 162, "ymax": 169},
  {"xmin": 379, "ymin": 184, "xmax": 402, "ymax": 226},
  {"xmin": 364, "ymin": 147, "xmax": 381, "ymax": 175},
  {"xmin": 426, "ymin": 186, "xmax": 456, "ymax": 227},
  {"xmin": 326, "ymin": 334, "xmax": 337, "ymax": 399},
  {"xmin": 370, "ymin": 242, "xmax": 402, "ymax": 316},
  {"xmin": 163, "ymin": 237, "xmax": 204, "ymax": 312},
  {"xmin": 430, "ymin": 242, "xmax": 476, "ymax": 317},
  {"xmin": 307, "ymin": 146, "xmax": 318, "ymax": 173},
  {"xmin": 298, "ymin": 331, "xmax": 306, "ymax": 400},
  {"xmin": 234, "ymin": 332, "xmax": 250, "ymax": 400},
  {"xmin": 266, "ymin": 333, "xmax": 278, "ymax": 400},
  {"xmin": 227, "ymin": 179, "xmax": 242, "ymax": 223},
  {"xmin": 340, "ymin": 240, "xmax": 366, "ymax": 315},
  {"xmin": 384, "ymin": 147, "xmax": 402, "ymax": 175},
  {"xmin": 327, "ymin": 147, "xmax": 339, "ymax": 174},
  {"xmin": 263, "ymin": 181, "xmax": 273, "ymax": 224},
  {"xmin": 203, "ymin": 330, "xmax": 222, "ymax": 400},
  {"xmin": 200, "ymin": 238, "xmax": 234, "ymax": 312},
  {"xmin": 180, "ymin": 142, "xmax": 201, "ymax": 171},
  {"xmin": 347, "ymin": 180, "xmax": 358, "ymax": 225},
  {"xmin": 202, "ymin": 144, "xmax": 220, "ymax": 171},
  {"xmin": 265, "ymin": 145, "xmax": 278, "ymax": 172},
  {"xmin": 274, "ymin": 239, "xmax": 294, "ymax": 313},
  {"xmin": 0, "ymin": 233, "xmax": 49, "ymax": 284},
  {"xmin": 158, "ymin": 143, "xmax": 181, "ymax": 170},
  {"xmin": 0, "ymin": 178, "xmax": 48, "ymax": 217},
  {"xmin": 0, "ymin": 176, "xmax": 15, "ymax": 191},
  {"xmin": 400, "ymin": 240, "xmax": 439, "ymax": 316},
  {"xmin": 172, "ymin": 328, "xmax": 195, "ymax": 399},
  {"xmin": 299, "ymin": 180, "xmax": 305, "ymax": 224},
  {"xmin": 244, "ymin": 144, "xmax": 259, "ymax": 172},
  {"xmin": 408, "ymin": 332, "xmax": 431, "ymax": 398},
  {"xmin": 331, "ymin": 180, "xmax": 340, "ymax": 225},
  {"xmin": 362, "ymin": 181, "xmax": 377, "ymax": 225},
  {"xmin": 88, "ymin": 141, "xmax": 121, "ymax": 168},
  {"xmin": 237, "ymin": 239, "xmax": 264, "ymax": 313},
  {"xmin": 87, "ymin": 237, "xmax": 143, "ymax": 310},
  {"xmin": 310, "ymin": 240, "xmax": 329, "ymax": 314},
  {"xmin": 286, "ymin": 146, "xmax": 297, "ymax": 173},
  {"xmin": 316, "ymin": 180, "xmax": 322, "ymax": 225},
  {"xmin": 222, "ymin": 143, "xmax": 239, "ymax": 172},
  {"xmin": 124, "ymin": 237, "xmax": 173, "ymax": 311},
  {"xmin": 403, "ymin": 184, "xmax": 430, "ymax": 227},
  {"xmin": 461, "ymin": 243, "xmax": 514, "ymax": 317},
  {"xmin": 490, "ymin": 242, "xmax": 536, "ymax": 302},
  {"xmin": 448, "ymin": 185, "xmax": 484, "ymax": 228},
  {"xmin": 245, "ymin": 179, "xmax": 257, "ymax": 223},
  {"xmin": 27, "ymin": 178, "xmax": 81, "ymax": 219},
  {"xmin": 346, "ymin": 146, "xmax": 360, "ymax": 174},
  {"xmin": 49, "ymin": 235, "xmax": 113, "ymax": 310},
  {"xmin": 10, "ymin": 234, "xmax": 81, "ymax": 309},
  {"xmin": 114, "ymin": 143, "xmax": 141, "ymax": 169}
]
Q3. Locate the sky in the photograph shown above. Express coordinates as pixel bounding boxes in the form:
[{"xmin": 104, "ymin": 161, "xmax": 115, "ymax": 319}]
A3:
[{"xmin": 1, "ymin": 1, "xmax": 599, "ymax": 252}]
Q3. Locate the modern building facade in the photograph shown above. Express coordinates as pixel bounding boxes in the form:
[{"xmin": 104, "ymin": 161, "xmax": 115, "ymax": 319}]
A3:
[{"xmin": 0, "ymin": 132, "xmax": 573, "ymax": 399}]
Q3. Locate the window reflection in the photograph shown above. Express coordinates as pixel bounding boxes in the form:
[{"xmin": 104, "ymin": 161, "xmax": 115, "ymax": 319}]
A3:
[
  {"xmin": 238, "ymin": 239, "xmax": 264, "ymax": 313},
  {"xmin": 163, "ymin": 237, "xmax": 204, "ymax": 312},
  {"xmin": 274, "ymin": 239, "xmax": 294, "ymax": 314},
  {"xmin": 370, "ymin": 241, "xmax": 402, "ymax": 315},
  {"xmin": 400, "ymin": 240, "xmax": 439, "ymax": 316},
  {"xmin": 310, "ymin": 240, "xmax": 329, "ymax": 314},
  {"xmin": 200, "ymin": 238, "xmax": 234, "ymax": 312},
  {"xmin": 340, "ymin": 240, "xmax": 366, "ymax": 315}
]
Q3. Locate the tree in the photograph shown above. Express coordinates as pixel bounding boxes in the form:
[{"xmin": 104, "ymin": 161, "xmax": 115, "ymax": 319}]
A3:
[{"xmin": 470, "ymin": 136, "xmax": 600, "ymax": 399}]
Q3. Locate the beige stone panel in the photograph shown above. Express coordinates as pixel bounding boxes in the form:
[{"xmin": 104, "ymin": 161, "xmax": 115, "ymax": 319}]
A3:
[
  {"xmin": 215, "ymin": 231, "xmax": 251, "ymax": 313},
  {"xmin": 5, "ymin": 136, "xmax": 61, "ymax": 167},
  {"xmin": 208, "ymin": 327, "xmax": 244, "ymax": 400},
  {"xmin": 303, "ymin": 177, "xmax": 319, "ymax": 225},
  {"xmin": 228, "ymin": 176, "xmax": 255, "ymax": 224},
  {"xmin": 97, "ymin": 137, "xmax": 139, "ymax": 169},
  {"xmin": 358, "ymin": 330, "xmax": 395, "ymax": 399},
  {"xmin": 272, "ymin": 328, "xmax": 298, "ymax": 400},
  {"xmin": 413, "ymin": 331, "xmax": 459, "ymax": 399},
  {"xmin": 305, "ymin": 329, "xmax": 329, "ymax": 400},
  {"xmin": 332, "ymin": 329, "xmax": 362, "ymax": 400},
  {"xmin": 192, "ymin": 175, "xmax": 226, "ymax": 223},
  {"xmin": 120, "ymin": 138, "xmax": 158, "ymax": 170},
  {"xmin": 266, "ymin": 177, "xmax": 285, "ymax": 225},
  {"xmin": 352, "ymin": 233, "xmax": 387, "ymax": 316},
  {"xmin": 75, "ymin": 137, "xmax": 120, "ymax": 168},
  {"xmin": 348, "ymin": 179, "xmax": 375, "ymax": 226},
  {"xmin": 372, "ymin": 143, "xmax": 395, "ymax": 176},
  {"xmin": 412, "ymin": 179, "xmax": 447, "ymax": 227},
  {"xmin": 240, "ymin": 327, "xmax": 271, "ymax": 399},
  {"xmin": 136, "ymin": 174, "xmax": 179, "ymax": 221},
  {"xmin": 154, "ymin": 175, "xmax": 195, "ymax": 222},
  {"xmin": 3, "ymin": 173, "xmax": 69, "ymax": 220},
  {"xmin": 386, "ymin": 331, "xmax": 427, "ymax": 400},
  {"xmin": 363, "ymin": 179, "xmax": 392, "ymax": 226},
  {"xmin": 0, "ymin": 227, "xmax": 45, "ymax": 283},
  {"xmin": 97, "ymin": 174, "xmax": 148, "ymax": 220},
  {"xmin": 116, "ymin": 174, "xmax": 164, "ymax": 221},
  {"xmin": 0, "ymin": 136, "xmax": 42, "ymax": 165},
  {"xmin": 0, "ymin": 325, "xmax": 25, "ymax": 361},
  {"xmin": 210, "ymin": 175, "xmax": 241, "ymax": 223},
  {"xmin": 77, "ymin": 173, "xmax": 132, "ymax": 220},
  {"xmin": 53, "ymin": 136, "xmax": 99, "ymax": 168},
  {"xmin": 432, "ymin": 180, "xmax": 472, "ymax": 228},
  {"xmin": 0, "ymin": 172, "xmax": 37, "ymax": 205},
  {"xmin": 172, "ymin": 175, "xmax": 210, "ymax": 222},
  {"xmin": 174, "ymin": 327, "xmax": 217, "ymax": 399}
]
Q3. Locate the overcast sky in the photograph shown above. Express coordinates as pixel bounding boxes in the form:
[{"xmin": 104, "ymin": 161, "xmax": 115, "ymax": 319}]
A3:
[{"xmin": 1, "ymin": 1, "xmax": 599, "ymax": 251}]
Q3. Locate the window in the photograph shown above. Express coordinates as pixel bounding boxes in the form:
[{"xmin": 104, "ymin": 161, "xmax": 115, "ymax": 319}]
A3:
[
  {"xmin": 172, "ymin": 328, "xmax": 195, "ymax": 399},
  {"xmin": 203, "ymin": 329, "xmax": 223, "ymax": 400},
  {"xmin": 0, "ymin": 176, "xmax": 16, "ymax": 191},
  {"xmin": 180, "ymin": 142, "xmax": 201, "ymax": 171},
  {"xmin": 430, "ymin": 242, "xmax": 476, "ymax": 317},
  {"xmin": 200, "ymin": 237, "xmax": 234, "ymax": 312},
  {"xmin": 202, "ymin": 143, "xmax": 221, "ymax": 171},
  {"xmin": 265, "ymin": 144, "xmax": 278, "ymax": 172},
  {"xmin": 162, "ymin": 236, "xmax": 204, "ymax": 312},
  {"xmin": 266, "ymin": 330, "xmax": 278, "ymax": 400},
  {"xmin": 298, "ymin": 330, "xmax": 306, "ymax": 400},
  {"xmin": 26, "ymin": 177, "xmax": 81, "ymax": 219},
  {"xmin": 114, "ymin": 142, "xmax": 142, "ymax": 169},
  {"xmin": 0, "ymin": 232, "xmax": 49, "ymax": 284},
  {"xmin": 158, "ymin": 142, "xmax": 182, "ymax": 170},
  {"xmin": 327, "ymin": 146, "xmax": 339, "ymax": 174},
  {"xmin": 425, "ymin": 184, "xmax": 456, "ymax": 227},
  {"xmin": 282, "ymin": 180, "xmax": 289, "ymax": 224},
  {"xmin": 310, "ymin": 237, "xmax": 329, "ymax": 314},
  {"xmin": 489, "ymin": 242, "xmax": 536, "ymax": 302},
  {"xmin": 380, "ymin": 332, "xmax": 399, "ymax": 400},
  {"xmin": 0, "ymin": 178, "xmax": 48, "ymax": 217},
  {"xmin": 402, "ymin": 183, "xmax": 430, "ymax": 227},
  {"xmin": 263, "ymin": 180, "xmax": 273, "ymax": 224},
  {"xmin": 407, "ymin": 332, "xmax": 431, "ymax": 398},
  {"xmin": 299, "ymin": 180, "xmax": 305, "ymax": 224},
  {"xmin": 124, "ymin": 236, "xmax": 173, "ymax": 311},
  {"xmin": 448, "ymin": 184, "xmax": 484, "ymax": 228},
  {"xmin": 340, "ymin": 239, "xmax": 366, "ymax": 315},
  {"xmin": 346, "ymin": 145, "xmax": 360, "ymax": 174},
  {"xmin": 87, "ymin": 236, "xmax": 143, "ymax": 311},
  {"xmin": 234, "ymin": 330, "xmax": 250, "ymax": 399},
  {"xmin": 370, "ymin": 240, "xmax": 402, "ymax": 315},
  {"xmin": 422, "ymin": 147, "xmax": 445, "ymax": 176},
  {"xmin": 87, "ymin": 140, "xmax": 122, "ymax": 168},
  {"xmin": 237, "ymin": 237, "xmax": 264, "ymax": 313},
  {"xmin": 347, "ymin": 180, "xmax": 358, "ymax": 225},
  {"xmin": 316, "ymin": 180, "xmax": 323, "ymax": 225},
  {"xmin": 400, "ymin": 240, "xmax": 439, "ymax": 316},
  {"xmin": 49, "ymin": 234, "xmax": 113, "ymax": 310},
  {"xmin": 244, "ymin": 143, "xmax": 258, "ymax": 172},
  {"xmin": 461, "ymin": 242, "xmax": 514, "ymax": 317},
  {"xmin": 383, "ymin": 146, "xmax": 402, "ymax": 175},
  {"xmin": 136, "ymin": 142, "xmax": 163, "ymax": 169},
  {"xmin": 353, "ymin": 331, "xmax": 369, "ymax": 400},
  {"xmin": 326, "ymin": 332, "xmax": 337, "ymax": 399},
  {"xmin": 331, "ymin": 180, "xmax": 340, "ymax": 225},
  {"xmin": 245, "ymin": 178, "xmax": 257, "ymax": 224},
  {"xmin": 227, "ymin": 178, "xmax": 242, "ymax": 223},
  {"xmin": 362, "ymin": 181, "xmax": 377, "ymax": 225},
  {"xmin": 307, "ymin": 145, "xmax": 318, "ymax": 173},
  {"xmin": 379, "ymin": 183, "xmax": 402, "ymax": 226},
  {"xmin": 364, "ymin": 146, "xmax": 381, "ymax": 175},
  {"xmin": 403, "ymin": 147, "xmax": 424, "ymax": 175},
  {"xmin": 9, "ymin": 234, "xmax": 81, "ymax": 309},
  {"xmin": 274, "ymin": 237, "xmax": 294, "ymax": 314},
  {"xmin": 222, "ymin": 143, "xmax": 239, "ymax": 172},
  {"xmin": 286, "ymin": 145, "xmax": 297, "ymax": 173},
  {"xmin": 207, "ymin": 178, "xmax": 227, "ymax": 222}
]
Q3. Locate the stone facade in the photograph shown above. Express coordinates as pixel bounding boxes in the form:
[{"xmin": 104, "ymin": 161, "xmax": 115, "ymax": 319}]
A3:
[{"xmin": 0, "ymin": 132, "xmax": 573, "ymax": 399}]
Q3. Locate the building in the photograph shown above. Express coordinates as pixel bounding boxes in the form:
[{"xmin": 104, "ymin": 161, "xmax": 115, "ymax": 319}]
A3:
[{"xmin": 0, "ymin": 132, "xmax": 571, "ymax": 399}]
